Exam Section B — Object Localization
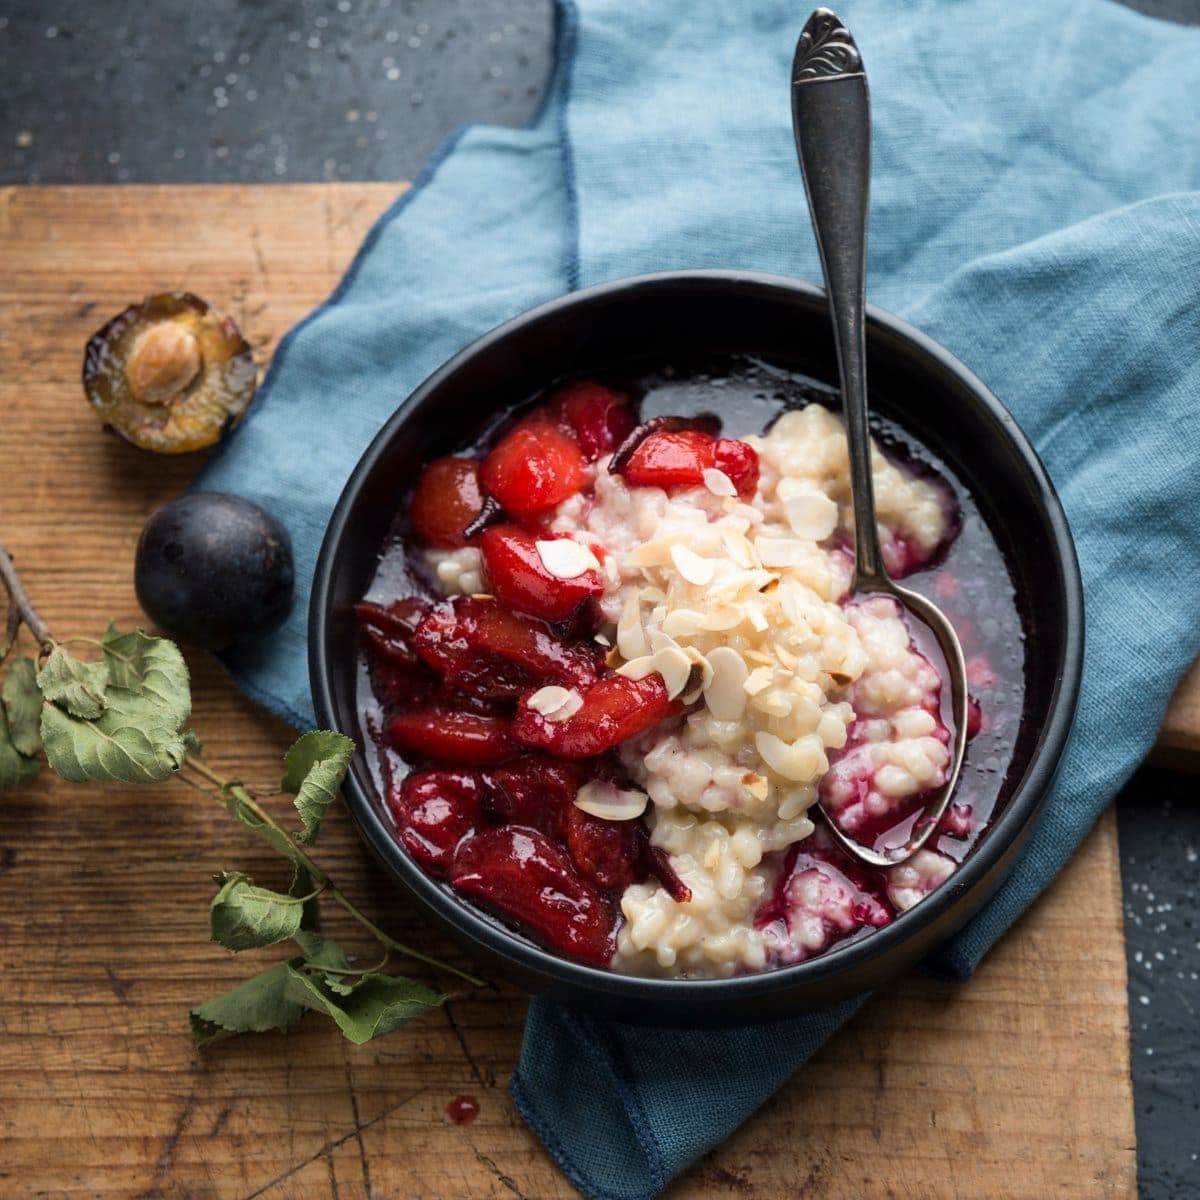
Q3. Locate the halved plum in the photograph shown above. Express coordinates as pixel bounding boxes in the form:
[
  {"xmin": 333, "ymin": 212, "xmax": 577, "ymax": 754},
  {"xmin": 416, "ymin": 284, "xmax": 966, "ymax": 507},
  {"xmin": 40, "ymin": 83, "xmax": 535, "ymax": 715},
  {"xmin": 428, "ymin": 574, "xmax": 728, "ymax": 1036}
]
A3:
[
  {"xmin": 388, "ymin": 769, "xmax": 484, "ymax": 874},
  {"xmin": 482, "ymin": 754, "xmax": 587, "ymax": 839},
  {"xmin": 450, "ymin": 827, "xmax": 619, "ymax": 965},
  {"xmin": 513, "ymin": 673, "xmax": 682, "ymax": 758},
  {"xmin": 387, "ymin": 710, "xmax": 516, "ymax": 766},
  {"xmin": 83, "ymin": 291, "xmax": 256, "ymax": 454},
  {"xmin": 546, "ymin": 380, "xmax": 636, "ymax": 461},
  {"xmin": 479, "ymin": 418, "xmax": 588, "ymax": 522},
  {"xmin": 614, "ymin": 428, "xmax": 759, "ymax": 499},
  {"xmin": 412, "ymin": 596, "xmax": 601, "ymax": 699},
  {"xmin": 409, "ymin": 457, "xmax": 485, "ymax": 548},
  {"xmin": 480, "ymin": 525, "xmax": 605, "ymax": 626}
]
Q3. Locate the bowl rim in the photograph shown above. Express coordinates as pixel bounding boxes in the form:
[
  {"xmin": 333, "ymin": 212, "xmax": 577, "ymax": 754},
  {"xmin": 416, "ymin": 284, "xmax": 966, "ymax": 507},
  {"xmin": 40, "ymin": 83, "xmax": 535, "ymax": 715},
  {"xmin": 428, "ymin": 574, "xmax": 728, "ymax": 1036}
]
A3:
[{"xmin": 310, "ymin": 268, "xmax": 1085, "ymax": 1003}]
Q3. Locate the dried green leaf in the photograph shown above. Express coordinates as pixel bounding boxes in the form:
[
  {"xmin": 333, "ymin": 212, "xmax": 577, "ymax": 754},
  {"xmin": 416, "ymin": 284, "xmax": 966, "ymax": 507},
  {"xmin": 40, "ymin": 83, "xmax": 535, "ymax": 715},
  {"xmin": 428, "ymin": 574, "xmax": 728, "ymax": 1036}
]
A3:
[
  {"xmin": 292, "ymin": 930, "xmax": 352, "ymax": 972},
  {"xmin": 40, "ymin": 686, "xmax": 185, "ymax": 783},
  {"xmin": 2, "ymin": 656, "xmax": 42, "ymax": 757},
  {"xmin": 281, "ymin": 730, "xmax": 354, "ymax": 845},
  {"xmin": 283, "ymin": 966, "xmax": 445, "ymax": 1044},
  {"xmin": 210, "ymin": 872, "xmax": 306, "ymax": 952},
  {"xmin": 190, "ymin": 962, "xmax": 306, "ymax": 1049},
  {"xmin": 36, "ymin": 646, "xmax": 108, "ymax": 719},
  {"xmin": 101, "ymin": 624, "xmax": 191, "ymax": 728},
  {"xmin": 0, "ymin": 703, "xmax": 39, "ymax": 790},
  {"xmin": 290, "ymin": 862, "xmax": 320, "ymax": 931}
]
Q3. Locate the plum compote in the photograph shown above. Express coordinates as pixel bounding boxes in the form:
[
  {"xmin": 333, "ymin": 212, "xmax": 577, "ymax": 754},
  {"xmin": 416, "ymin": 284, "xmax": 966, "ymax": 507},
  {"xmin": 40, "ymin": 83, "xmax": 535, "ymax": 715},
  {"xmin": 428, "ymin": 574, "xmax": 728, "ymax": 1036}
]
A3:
[{"xmin": 357, "ymin": 359, "xmax": 1026, "ymax": 977}]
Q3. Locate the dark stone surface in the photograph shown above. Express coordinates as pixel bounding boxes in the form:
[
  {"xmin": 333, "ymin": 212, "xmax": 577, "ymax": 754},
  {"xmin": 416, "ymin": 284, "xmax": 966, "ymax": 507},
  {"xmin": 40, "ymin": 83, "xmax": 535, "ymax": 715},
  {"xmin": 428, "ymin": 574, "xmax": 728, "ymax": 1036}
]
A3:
[
  {"xmin": 1118, "ymin": 771, "xmax": 1200, "ymax": 1199},
  {"xmin": 0, "ymin": 0, "xmax": 552, "ymax": 184},
  {"xmin": 2, "ymin": 2, "xmax": 1197, "ymax": 1195}
]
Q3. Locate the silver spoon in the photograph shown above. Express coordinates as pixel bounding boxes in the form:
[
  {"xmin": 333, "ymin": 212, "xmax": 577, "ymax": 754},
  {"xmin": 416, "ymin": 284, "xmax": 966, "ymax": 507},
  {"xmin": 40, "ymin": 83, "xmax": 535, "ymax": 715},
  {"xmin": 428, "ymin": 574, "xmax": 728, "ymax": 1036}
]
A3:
[{"xmin": 791, "ymin": 8, "xmax": 968, "ymax": 868}]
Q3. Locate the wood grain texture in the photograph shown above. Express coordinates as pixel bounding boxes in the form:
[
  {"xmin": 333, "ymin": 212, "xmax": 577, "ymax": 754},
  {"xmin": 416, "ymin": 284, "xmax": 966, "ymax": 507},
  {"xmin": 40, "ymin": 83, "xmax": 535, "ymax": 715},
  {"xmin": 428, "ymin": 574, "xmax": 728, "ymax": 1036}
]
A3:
[{"xmin": 0, "ymin": 184, "xmax": 1139, "ymax": 1199}]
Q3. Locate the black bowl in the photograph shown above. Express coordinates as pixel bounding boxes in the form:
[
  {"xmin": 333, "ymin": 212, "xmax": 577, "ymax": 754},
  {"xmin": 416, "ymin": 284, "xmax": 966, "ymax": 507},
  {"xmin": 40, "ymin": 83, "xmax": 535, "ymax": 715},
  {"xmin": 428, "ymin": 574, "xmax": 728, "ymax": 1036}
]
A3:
[{"xmin": 310, "ymin": 270, "xmax": 1084, "ymax": 1024}]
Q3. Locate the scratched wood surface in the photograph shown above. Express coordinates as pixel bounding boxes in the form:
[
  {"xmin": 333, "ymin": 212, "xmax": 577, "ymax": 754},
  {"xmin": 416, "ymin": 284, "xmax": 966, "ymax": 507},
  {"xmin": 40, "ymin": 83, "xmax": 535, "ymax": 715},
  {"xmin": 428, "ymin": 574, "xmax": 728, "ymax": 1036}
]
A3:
[{"xmin": 0, "ymin": 184, "xmax": 1149, "ymax": 1198}]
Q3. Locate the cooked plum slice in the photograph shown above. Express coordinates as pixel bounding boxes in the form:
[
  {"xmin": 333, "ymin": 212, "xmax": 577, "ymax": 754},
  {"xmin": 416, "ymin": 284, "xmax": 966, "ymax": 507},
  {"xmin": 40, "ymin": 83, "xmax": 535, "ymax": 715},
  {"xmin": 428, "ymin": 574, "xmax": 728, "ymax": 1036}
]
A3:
[
  {"xmin": 614, "ymin": 428, "xmax": 760, "ymax": 499},
  {"xmin": 450, "ymin": 827, "xmax": 619, "ymax": 965},
  {"xmin": 479, "ymin": 418, "xmax": 587, "ymax": 522},
  {"xmin": 387, "ymin": 710, "xmax": 516, "ymax": 766},
  {"xmin": 409, "ymin": 457, "xmax": 485, "ymax": 548},
  {"xmin": 356, "ymin": 598, "xmax": 430, "ymax": 670},
  {"xmin": 482, "ymin": 754, "xmax": 586, "ymax": 838},
  {"xmin": 83, "ymin": 291, "xmax": 256, "ymax": 454},
  {"xmin": 513, "ymin": 673, "xmax": 681, "ymax": 758},
  {"xmin": 388, "ymin": 769, "xmax": 484, "ymax": 875},
  {"xmin": 480, "ymin": 526, "xmax": 605, "ymax": 626},
  {"xmin": 564, "ymin": 804, "xmax": 639, "ymax": 891},
  {"xmin": 546, "ymin": 380, "xmax": 636, "ymax": 461},
  {"xmin": 412, "ymin": 596, "xmax": 601, "ymax": 699}
]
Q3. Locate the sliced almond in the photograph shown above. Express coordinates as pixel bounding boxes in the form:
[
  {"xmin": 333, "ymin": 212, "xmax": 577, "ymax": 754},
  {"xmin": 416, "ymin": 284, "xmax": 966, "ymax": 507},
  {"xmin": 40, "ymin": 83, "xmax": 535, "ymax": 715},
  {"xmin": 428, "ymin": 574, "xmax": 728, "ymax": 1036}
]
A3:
[
  {"xmin": 629, "ymin": 541, "xmax": 671, "ymax": 568},
  {"xmin": 574, "ymin": 780, "xmax": 649, "ymax": 822},
  {"xmin": 704, "ymin": 646, "xmax": 749, "ymax": 721},
  {"xmin": 526, "ymin": 685, "xmax": 583, "ymax": 722},
  {"xmin": 699, "ymin": 605, "xmax": 743, "ymax": 632},
  {"xmin": 670, "ymin": 544, "xmax": 716, "ymax": 586},
  {"xmin": 754, "ymin": 536, "xmax": 804, "ymax": 569},
  {"xmin": 783, "ymin": 490, "xmax": 838, "ymax": 540},
  {"xmin": 701, "ymin": 467, "xmax": 737, "ymax": 497},
  {"xmin": 617, "ymin": 590, "xmax": 649, "ymax": 660},
  {"xmin": 755, "ymin": 731, "xmax": 828, "ymax": 783},
  {"xmin": 662, "ymin": 608, "xmax": 706, "ymax": 638},
  {"xmin": 527, "ymin": 685, "xmax": 572, "ymax": 715},
  {"xmin": 720, "ymin": 527, "xmax": 754, "ymax": 568},
  {"xmin": 594, "ymin": 632, "xmax": 611, "ymax": 647},
  {"xmin": 536, "ymin": 538, "xmax": 601, "ymax": 579},
  {"xmin": 616, "ymin": 655, "xmax": 656, "ymax": 681},
  {"xmin": 744, "ymin": 666, "xmax": 774, "ymax": 695},
  {"xmin": 650, "ymin": 645, "xmax": 694, "ymax": 700}
]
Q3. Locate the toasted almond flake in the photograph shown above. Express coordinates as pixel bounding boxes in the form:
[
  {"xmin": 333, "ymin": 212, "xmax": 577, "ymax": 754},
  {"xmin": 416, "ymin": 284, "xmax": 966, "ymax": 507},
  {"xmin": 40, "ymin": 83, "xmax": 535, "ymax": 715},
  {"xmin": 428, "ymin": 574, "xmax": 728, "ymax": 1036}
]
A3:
[
  {"xmin": 754, "ymin": 536, "xmax": 804, "ymax": 569},
  {"xmin": 574, "ymin": 780, "xmax": 649, "ymax": 821},
  {"xmin": 605, "ymin": 646, "xmax": 622, "ymax": 669},
  {"xmin": 742, "ymin": 772, "xmax": 769, "ymax": 801},
  {"xmin": 699, "ymin": 605, "xmax": 743, "ymax": 631},
  {"xmin": 720, "ymin": 528, "xmax": 754, "ymax": 568},
  {"xmin": 527, "ymin": 685, "xmax": 571, "ymax": 715},
  {"xmin": 594, "ymin": 633, "xmax": 611, "ymax": 647},
  {"xmin": 648, "ymin": 629, "xmax": 680, "ymax": 655},
  {"xmin": 469, "ymin": 592, "xmax": 494, "ymax": 601},
  {"xmin": 526, "ymin": 685, "xmax": 583, "ymax": 722},
  {"xmin": 536, "ymin": 538, "xmax": 601, "ymax": 579},
  {"xmin": 670, "ymin": 544, "xmax": 716, "ymax": 586},
  {"xmin": 755, "ymin": 731, "xmax": 828, "ymax": 783},
  {"xmin": 774, "ymin": 642, "xmax": 799, "ymax": 672},
  {"xmin": 745, "ymin": 602, "xmax": 769, "ymax": 633},
  {"xmin": 629, "ymin": 541, "xmax": 671, "ymax": 568},
  {"xmin": 616, "ymin": 655, "xmax": 656, "ymax": 681},
  {"xmin": 702, "ymin": 467, "xmax": 737, "ymax": 497},
  {"xmin": 744, "ymin": 666, "xmax": 774, "ymax": 695},
  {"xmin": 617, "ymin": 591, "xmax": 649, "ymax": 659},
  {"xmin": 744, "ymin": 649, "xmax": 774, "ymax": 667},
  {"xmin": 651, "ymin": 645, "xmax": 694, "ymax": 699},
  {"xmin": 784, "ymin": 491, "xmax": 839, "ymax": 540},
  {"xmin": 704, "ymin": 646, "xmax": 749, "ymax": 721},
  {"xmin": 662, "ymin": 608, "xmax": 706, "ymax": 638}
]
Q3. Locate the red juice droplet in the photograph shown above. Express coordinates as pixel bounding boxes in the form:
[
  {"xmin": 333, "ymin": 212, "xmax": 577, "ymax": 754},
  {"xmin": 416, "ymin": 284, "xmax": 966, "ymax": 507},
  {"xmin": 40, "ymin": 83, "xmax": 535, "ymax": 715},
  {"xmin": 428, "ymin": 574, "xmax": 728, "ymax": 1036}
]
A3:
[{"xmin": 446, "ymin": 1095, "xmax": 480, "ymax": 1125}]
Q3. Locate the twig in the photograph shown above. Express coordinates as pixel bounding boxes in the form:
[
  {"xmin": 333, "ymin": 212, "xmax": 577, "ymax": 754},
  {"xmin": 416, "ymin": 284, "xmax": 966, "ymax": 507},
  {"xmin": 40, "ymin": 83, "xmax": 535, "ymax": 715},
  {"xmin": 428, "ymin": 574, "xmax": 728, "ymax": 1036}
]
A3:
[{"xmin": 0, "ymin": 541, "xmax": 52, "ymax": 648}]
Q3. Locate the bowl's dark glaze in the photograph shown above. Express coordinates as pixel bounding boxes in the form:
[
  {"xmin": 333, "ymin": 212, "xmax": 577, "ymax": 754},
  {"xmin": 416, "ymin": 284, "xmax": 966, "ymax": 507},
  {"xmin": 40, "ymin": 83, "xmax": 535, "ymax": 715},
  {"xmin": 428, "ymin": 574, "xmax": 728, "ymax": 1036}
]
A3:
[{"xmin": 310, "ymin": 271, "xmax": 1084, "ymax": 1024}]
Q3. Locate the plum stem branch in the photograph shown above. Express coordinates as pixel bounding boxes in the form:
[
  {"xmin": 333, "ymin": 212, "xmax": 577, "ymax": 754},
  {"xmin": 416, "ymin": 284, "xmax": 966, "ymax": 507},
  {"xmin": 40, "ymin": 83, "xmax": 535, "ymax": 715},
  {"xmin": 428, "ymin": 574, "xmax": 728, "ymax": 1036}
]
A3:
[{"xmin": 0, "ymin": 540, "xmax": 53, "ymax": 651}]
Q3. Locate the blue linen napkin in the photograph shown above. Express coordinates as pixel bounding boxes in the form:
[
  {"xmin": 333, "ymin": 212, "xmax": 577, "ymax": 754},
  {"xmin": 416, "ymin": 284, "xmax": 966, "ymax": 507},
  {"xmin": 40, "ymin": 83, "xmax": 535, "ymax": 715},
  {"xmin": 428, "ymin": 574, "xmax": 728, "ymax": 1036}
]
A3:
[{"xmin": 198, "ymin": 2, "xmax": 1200, "ymax": 1195}]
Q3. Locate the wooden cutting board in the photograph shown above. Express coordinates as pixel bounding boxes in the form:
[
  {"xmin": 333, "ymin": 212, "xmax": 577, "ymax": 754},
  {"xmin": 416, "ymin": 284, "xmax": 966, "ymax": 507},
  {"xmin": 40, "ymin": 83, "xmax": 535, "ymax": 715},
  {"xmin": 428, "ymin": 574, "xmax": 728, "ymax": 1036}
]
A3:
[{"xmin": 0, "ymin": 183, "xmax": 1164, "ymax": 1198}]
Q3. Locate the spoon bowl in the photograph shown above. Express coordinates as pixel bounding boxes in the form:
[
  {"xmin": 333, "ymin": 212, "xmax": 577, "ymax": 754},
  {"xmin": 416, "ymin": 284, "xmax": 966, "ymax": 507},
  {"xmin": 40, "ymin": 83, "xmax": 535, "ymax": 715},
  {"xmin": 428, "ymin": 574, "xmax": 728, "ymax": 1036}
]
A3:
[{"xmin": 792, "ymin": 8, "xmax": 971, "ymax": 867}]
